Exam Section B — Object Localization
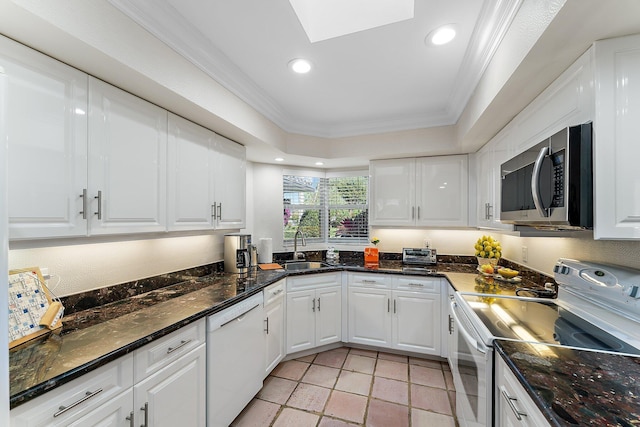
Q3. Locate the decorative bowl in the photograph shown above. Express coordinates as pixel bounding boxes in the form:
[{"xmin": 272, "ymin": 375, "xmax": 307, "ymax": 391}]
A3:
[{"xmin": 477, "ymin": 257, "xmax": 499, "ymax": 266}]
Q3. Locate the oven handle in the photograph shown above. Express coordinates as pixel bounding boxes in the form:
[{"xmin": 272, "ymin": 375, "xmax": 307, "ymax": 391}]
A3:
[{"xmin": 450, "ymin": 299, "xmax": 487, "ymax": 354}]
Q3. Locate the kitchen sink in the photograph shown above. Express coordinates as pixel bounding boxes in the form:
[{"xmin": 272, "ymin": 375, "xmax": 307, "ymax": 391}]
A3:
[{"xmin": 283, "ymin": 261, "xmax": 331, "ymax": 271}]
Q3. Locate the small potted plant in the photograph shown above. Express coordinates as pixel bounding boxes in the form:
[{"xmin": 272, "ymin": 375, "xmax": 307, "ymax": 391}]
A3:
[{"xmin": 365, "ymin": 236, "xmax": 380, "ymax": 267}]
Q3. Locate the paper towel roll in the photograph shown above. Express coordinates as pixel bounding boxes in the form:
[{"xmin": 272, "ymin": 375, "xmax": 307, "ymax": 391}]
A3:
[{"xmin": 258, "ymin": 238, "xmax": 273, "ymax": 264}]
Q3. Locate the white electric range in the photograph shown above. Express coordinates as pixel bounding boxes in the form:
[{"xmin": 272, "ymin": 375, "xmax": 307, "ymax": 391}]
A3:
[{"xmin": 449, "ymin": 258, "xmax": 640, "ymax": 427}]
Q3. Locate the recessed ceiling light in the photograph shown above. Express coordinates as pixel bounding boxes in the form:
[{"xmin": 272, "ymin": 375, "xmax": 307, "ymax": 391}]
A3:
[
  {"xmin": 288, "ymin": 58, "xmax": 312, "ymax": 74},
  {"xmin": 275, "ymin": 157, "xmax": 284, "ymax": 162},
  {"xmin": 425, "ymin": 24, "xmax": 457, "ymax": 46},
  {"xmin": 315, "ymin": 161, "xmax": 324, "ymax": 166}
]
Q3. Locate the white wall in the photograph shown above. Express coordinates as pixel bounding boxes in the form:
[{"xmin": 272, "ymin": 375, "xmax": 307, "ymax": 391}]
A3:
[{"xmin": 1, "ymin": 66, "xmax": 10, "ymax": 427}]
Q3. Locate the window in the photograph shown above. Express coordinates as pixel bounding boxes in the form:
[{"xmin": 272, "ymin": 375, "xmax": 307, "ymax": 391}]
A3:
[{"xmin": 283, "ymin": 172, "xmax": 369, "ymax": 245}]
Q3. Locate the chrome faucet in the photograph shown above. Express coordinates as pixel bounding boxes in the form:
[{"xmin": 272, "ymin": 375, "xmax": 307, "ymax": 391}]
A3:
[{"xmin": 293, "ymin": 229, "xmax": 306, "ymax": 260}]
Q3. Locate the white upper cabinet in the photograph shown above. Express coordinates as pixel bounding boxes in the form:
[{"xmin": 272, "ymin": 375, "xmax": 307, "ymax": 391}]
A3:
[
  {"xmin": 370, "ymin": 155, "xmax": 468, "ymax": 227},
  {"xmin": 167, "ymin": 114, "xmax": 215, "ymax": 231},
  {"xmin": 88, "ymin": 77, "xmax": 168, "ymax": 235},
  {"xmin": 213, "ymin": 135, "xmax": 246, "ymax": 229},
  {"xmin": 594, "ymin": 34, "xmax": 640, "ymax": 239},
  {"xmin": 475, "ymin": 135, "xmax": 513, "ymax": 231},
  {"xmin": 167, "ymin": 115, "xmax": 246, "ymax": 232},
  {"xmin": 3, "ymin": 36, "xmax": 89, "ymax": 239},
  {"xmin": 415, "ymin": 155, "xmax": 468, "ymax": 227}
]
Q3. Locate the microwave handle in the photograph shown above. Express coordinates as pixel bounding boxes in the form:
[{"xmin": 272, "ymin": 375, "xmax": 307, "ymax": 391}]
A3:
[{"xmin": 531, "ymin": 145, "xmax": 550, "ymax": 218}]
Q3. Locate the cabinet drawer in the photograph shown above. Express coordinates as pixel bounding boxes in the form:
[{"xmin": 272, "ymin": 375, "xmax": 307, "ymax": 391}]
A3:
[
  {"xmin": 264, "ymin": 280, "xmax": 286, "ymax": 306},
  {"xmin": 134, "ymin": 318, "xmax": 206, "ymax": 382},
  {"xmin": 497, "ymin": 356, "xmax": 549, "ymax": 426},
  {"xmin": 287, "ymin": 272, "xmax": 341, "ymax": 291},
  {"xmin": 347, "ymin": 272, "xmax": 391, "ymax": 288},
  {"xmin": 393, "ymin": 276, "xmax": 441, "ymax": 293},
  {"xmin": 10, "ymin": 354, "xmax": 134, "ymax": 427}
]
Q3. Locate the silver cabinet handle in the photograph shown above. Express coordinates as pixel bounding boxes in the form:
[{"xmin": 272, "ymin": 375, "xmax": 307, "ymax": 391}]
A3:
[
  {"xmin": 140, "ymin": 402, "xmax": 149, "ymax": 427},
  {"xmin": 394, "ymin": 299, "xmax": 397, "ymax": 314},
  {"xmin": 408, "ymin": 283, "xmax": 424, "ymax": 287},
  {"xmin": 166, "ymin": 339, "xmax": 191, "ymax": 354},
  {"xmin": 362, "ymin": 279, "xmax": 378, "ymax": 285},
  {"xmin": 53, "ymin": 388, "xmax": 103, "ymax": 417},
  {"xmin": 126, "ymin": 411, "xmax": 134, "ymax": 427},
  {"xmin": 417, "ymin": 206, "xmax": 420, "ymax": 220},
  {"xmin": 387, "ymin": 298, "xmax": 390, "ymax": 313},
  {"xmin": 94, "ymin": 190, "xmax": 102, "ymax": 219},
  {"xmin": 501, "ymin": 387, "xmax": 527, "ymax": 420},
  {"xmin": 264, "ymin": 317, "xmax": 269, "ymax": 334},
  {"xmin": 317, "ymin": 297, "xmax": 321, "ymax": 312},
  {"xmin": 211, "ymin": 203, "xmax": 217, "ymax": 220},
  {"xmin": 80, "ymin": 188, "xmax": 88, "ymax": 219},
  {"xmin": 312, "ymin": 298, "xmax": 316, "ymax": 312},
  {"xmin": 412, "ymin": 206, "xmax": 415, "ymax": 219},
  {"xmin": 217, "ymin": 203, "xmax": 222, "ymax": 221}
]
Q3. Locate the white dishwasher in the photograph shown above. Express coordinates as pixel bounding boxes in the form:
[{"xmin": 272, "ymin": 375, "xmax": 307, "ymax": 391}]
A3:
[{"xmin": 207, "ymin": 292, "xmax": 265, "ymax": 427}]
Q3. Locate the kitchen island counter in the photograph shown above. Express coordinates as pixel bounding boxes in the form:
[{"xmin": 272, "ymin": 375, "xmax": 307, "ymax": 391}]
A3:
[{"xmin": 495, "ymin": 339, "xmax": 640, "ymax": 426}]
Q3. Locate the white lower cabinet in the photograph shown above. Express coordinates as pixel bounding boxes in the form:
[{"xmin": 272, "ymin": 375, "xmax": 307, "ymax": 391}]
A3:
[
  {"xmin": 264, "ymin": 280, "xmax": 286, "ymax": 376},
  {"xmin": 286, "ymin": 273, "xmax": 342, "ymax": 354},
  {"xmin": 347, "ymin": 273, "xmax": 441, "ymax": 355},
  {"xmin": 496, "ymin": 354, "xmax": 549, "ymax": 427},
  {"xmin": 10, "ymin": 319, "xmax": 206, "ymax": 427}
]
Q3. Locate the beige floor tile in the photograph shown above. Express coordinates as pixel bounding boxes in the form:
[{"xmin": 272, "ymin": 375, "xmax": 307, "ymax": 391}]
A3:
[
  {"xmin": 343, "ymin": 354, "xmax": 376, "ymax": 374},
  {"xmin": 411, "ymin": 408, "xmax": 456, "ymax": 427},
  {"xmin": 296, "ymin": 354, "xmax": 317, "ymax": 363},
  {"xmin": 348, "ymin": 347, "xmax": 378, "ymax": 358},
  {"xmin": 410, "ymin": 364, "xmax": 446, "ymax": 388},
  {"xmin": 324, "ymin": 390, "xmax": 368, "ymax": 424},
  {"xmin": 257, "ymin": 376, "xmax": 298, "ymax": 404},
  {"xmin": 410, "ymin": 383, "xmax": 453, "ymax": 415},
  {"xmin": 365, "ymin": 398, "xmax": 409, "ymax": 427},
  {"xmin": 318, "ymin": 416, "xmax": 360, "ymax": 426},
  {"xmin": 377, "ymin": 352, "xmax": 408, "ymax": 363},
  {"xmin": 314, "ymin": 349, "xmax": 348, "ymax": 368},
  {"xmin": 271, "ymin": 360, "xmax": 310, "ymax": 381},
  {"xmin": 371, "ymin": 376, "xmax": 409, "ymax": 405},
  {"xmin": 444, "ymin": 369, "xmax": 455, "ymax": 390},
  {"xmin": 375, "ymin": 359, "xmax": 408, "ymax": 381},
  {"xmin": 272, "ymin": 407, "xmax": 320, "ymax": 427},
  {"xmin": 334, "ymin": 370, "xmax": 373, "ymax": 396},
  {"xmin": 409, "ymin": 357, "xmax": 444, "ymax": 369},
  {"xmin": 286, "ymin": 382, "xmax": 331, "ymax": 412},
  {"xmin": 231, "ymin": 398, "xmax": 280, "ymax": 427},
  {"xmin": 302, "ymin": 364, "xmax": 340, "ymax": 388}
]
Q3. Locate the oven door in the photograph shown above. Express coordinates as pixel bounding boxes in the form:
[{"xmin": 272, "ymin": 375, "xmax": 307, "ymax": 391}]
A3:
[{"xmin": 449, "ymin": 296, "xmax": 493, "ymax": 427}]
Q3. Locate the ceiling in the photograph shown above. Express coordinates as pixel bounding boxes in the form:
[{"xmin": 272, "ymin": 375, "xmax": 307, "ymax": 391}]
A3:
[{"xmin": 108, "ymin": 0, "xmax": 520, "ymax": 139}]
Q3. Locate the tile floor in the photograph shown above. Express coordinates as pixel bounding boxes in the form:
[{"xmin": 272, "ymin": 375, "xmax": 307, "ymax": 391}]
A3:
[{"xmin": 231, "ymin": 347, "xmax": 457, "ymax": 427}]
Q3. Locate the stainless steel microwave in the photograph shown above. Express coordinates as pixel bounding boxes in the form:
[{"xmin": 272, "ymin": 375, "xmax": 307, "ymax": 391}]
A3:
[{"xmin": 500, "ymin": 123, "xmax": 593, "ymax": 229}]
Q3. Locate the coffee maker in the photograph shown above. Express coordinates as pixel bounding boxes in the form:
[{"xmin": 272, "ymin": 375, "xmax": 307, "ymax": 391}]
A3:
[{"xmin": 224, "ymin": 234, "xmax": 256, "ymax": 274}]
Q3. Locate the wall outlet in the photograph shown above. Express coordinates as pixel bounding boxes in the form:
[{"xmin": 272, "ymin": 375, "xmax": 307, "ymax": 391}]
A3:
[{"xmin": 521, "ymin": 246, "xmax": 528, "ymax": 263}]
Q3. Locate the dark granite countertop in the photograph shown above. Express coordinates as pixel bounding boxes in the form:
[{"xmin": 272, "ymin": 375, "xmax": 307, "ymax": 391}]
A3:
[
  {"xmin": 495, "ymin": 340, "xmax": 640, "ymax": 426},
  {"xmin": 7, "ymin": 258, "xmax": 540, "ymax": 409}
]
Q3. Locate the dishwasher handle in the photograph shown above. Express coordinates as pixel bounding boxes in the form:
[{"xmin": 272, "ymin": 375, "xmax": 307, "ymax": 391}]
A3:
[{"xmin": 220, "ymin": 304, "xmax": 260, "ymax": 328}]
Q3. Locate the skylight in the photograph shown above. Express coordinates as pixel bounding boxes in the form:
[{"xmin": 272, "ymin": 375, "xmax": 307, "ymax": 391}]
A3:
[{"xmin": 288, "ymin": 0, "xmax": 415, "ymax": 43}]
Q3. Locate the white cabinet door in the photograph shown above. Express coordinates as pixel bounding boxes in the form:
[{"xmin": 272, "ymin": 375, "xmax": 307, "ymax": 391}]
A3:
[
  {"xmin": 167, "ymin": 113, "xmax": 214, "ymax": 231},
  {"xmin": 286, "ymin": 290, "xmax": 316, "ymax": 353},
  {"xmin": 496, "ymin": 355, "xmax": 549, "ymax": 427},
  {"xmin": 213, "ymin": 135, "xmax": 246, "ymax": 229},
  {"xmin": 134, "ymin": 345, "xmax": 206, "ymax": 427},
  {"xmin": 348, "ymin": 287, "xmax": 392, "ymax": 347},
  {"xmin": 88, "ymin": 77, "xmax": 167, "ymax": 235},
  {"xmin": 369, "ymin": 158, "xmax": 416, "ymax": 226},
  {"xmin": 594, "ymin": 34, "xmax": 640, "ymax": 239},
  {"xmin": 67, "ymin": 390, "xmax": 133, "ymax": 427},
  {"xmin": 392, "ymin": 290, "xmax": 440, "ymax": 354},
  {"xmin": 2, "ymin": 36, "xmax": 89, "ymax": 239},
  {"xmin": 316, "ymin": 285, "xmax": 342, "ymax": 346},
  {"xmin": 416, "ymin": 155, "xmax": 468, "ymax": 226},
  {"xmin": 265, "ymin": 294, "xmax": 285, "ymax": 375},
  {"xmin": 476, "ymin": 147, "xmax": 495, "ymax": 228}
]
